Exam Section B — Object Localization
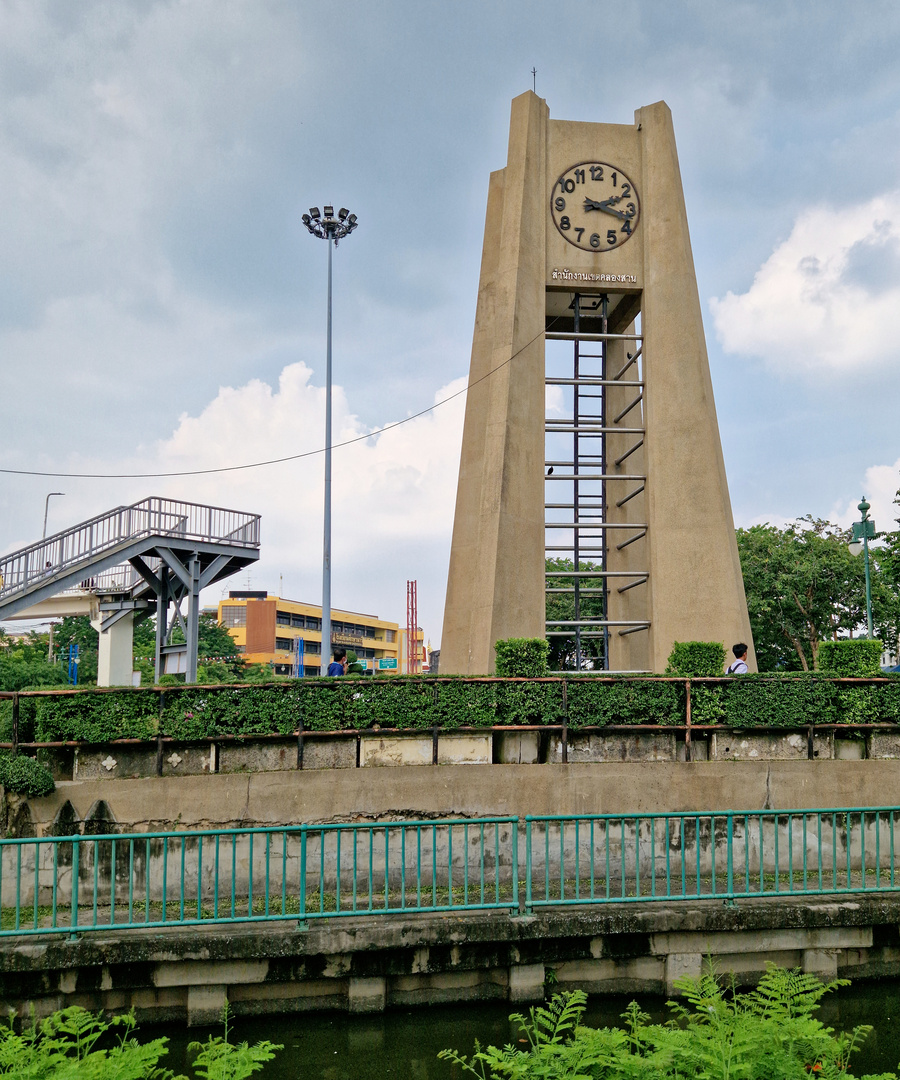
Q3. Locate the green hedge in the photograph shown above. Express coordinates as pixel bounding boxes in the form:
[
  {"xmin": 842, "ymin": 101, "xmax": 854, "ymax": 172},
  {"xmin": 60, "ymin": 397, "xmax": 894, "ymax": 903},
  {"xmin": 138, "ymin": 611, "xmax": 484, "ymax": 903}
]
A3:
[
  {"xmin": 5, "ymin": 673, "xmax": 900, "ymax": 745},
  {"xmin": 818, "ymin": 638, "xmax": 884, "ymax": 676},
  {"xmin": 0, "ymin": 752, "xmax": 55, "ymax": 797},
  {"xmin": 666, "ymin": 641, "xmax": 727, "ymax": 677},
  {"xmin": 494, "ymin": 638, "xmax": 550, "ymax": 677}
]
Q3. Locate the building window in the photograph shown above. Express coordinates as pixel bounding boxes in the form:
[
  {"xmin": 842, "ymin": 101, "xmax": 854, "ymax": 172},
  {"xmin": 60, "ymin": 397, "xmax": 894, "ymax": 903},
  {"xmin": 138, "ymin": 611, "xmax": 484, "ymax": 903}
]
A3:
[
  {"xmin": 275, "ymin": 637, "xmax": 293, "ymax": 651},
  {"xmin": 221, "ymin": 605, "xmax": 247, "ymax": 628},
  {"xmin": 276, "ymin": 612, "xmax": 291, "ymax": 626},
  {"xmin": 306, "ymin": 617, "xmax": 322, "ymax": 631},
  {"xmin": 386, "ymin": 630, "xmax": 396, "ymax": 643},
  {"xmin": 291, "ymin": 614, "xmax": 305, "ymax": 628}
]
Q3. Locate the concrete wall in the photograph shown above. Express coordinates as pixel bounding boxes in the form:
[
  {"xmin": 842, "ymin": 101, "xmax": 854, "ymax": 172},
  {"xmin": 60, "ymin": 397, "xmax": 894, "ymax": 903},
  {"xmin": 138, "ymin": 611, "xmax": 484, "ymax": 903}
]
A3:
[
  {"xmin": 16, "ymin": 759, "xmax": 900, "ymax": 833},
  {"xmin": 1, "ymin": 895, "xmax": 898, "ymax": 1023}
]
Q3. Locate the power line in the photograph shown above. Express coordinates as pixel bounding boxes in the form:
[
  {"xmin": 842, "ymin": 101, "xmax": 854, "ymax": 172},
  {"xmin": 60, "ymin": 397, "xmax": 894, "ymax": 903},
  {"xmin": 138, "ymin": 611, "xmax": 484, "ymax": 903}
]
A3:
[{"xmin": 0, "ymin": 323, "xmax": 557, "ymax": 480}]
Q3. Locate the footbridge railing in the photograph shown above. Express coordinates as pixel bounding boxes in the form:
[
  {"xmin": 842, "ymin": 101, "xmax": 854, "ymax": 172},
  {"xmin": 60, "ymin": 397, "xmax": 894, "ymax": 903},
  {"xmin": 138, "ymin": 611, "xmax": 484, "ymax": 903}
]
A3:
[
  {"xmin": 0, "ymin": 498, "xmax": 260, "ymax": 605},
  {"xmin": 1, "ymin": 808, "xmax": 899, "ymax": 937}
]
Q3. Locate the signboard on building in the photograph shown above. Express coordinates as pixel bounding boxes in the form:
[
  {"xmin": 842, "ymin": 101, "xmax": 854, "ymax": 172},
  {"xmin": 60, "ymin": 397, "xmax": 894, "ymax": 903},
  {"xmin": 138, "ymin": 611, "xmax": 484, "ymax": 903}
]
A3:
[{"xmin": 377, "ymin": 657, "xmax": 398, "ymax": 670}]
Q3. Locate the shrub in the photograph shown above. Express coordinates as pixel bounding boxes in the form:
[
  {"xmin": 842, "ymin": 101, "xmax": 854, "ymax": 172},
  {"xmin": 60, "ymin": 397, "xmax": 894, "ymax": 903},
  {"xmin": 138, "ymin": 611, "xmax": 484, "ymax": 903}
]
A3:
[
  {"xmin": 441, "ymin": 968, "xmax": 886, "ymax": 1080},
  {"xmin": 494, "ymin": 638, "xmax": 549, "ymax": 677},
  {"xmin": 818, "ymin": 638, "xmax": 884, "ymax": 676},
  {"xmin": 565, "ymin": 676, "xmax": 684, "ymax": 728},
  {"xmin": 0, "ymin": 752, "xmax": 55, "ymax": 797},
  {"xmin": 722, "ymin": 674, "xmax": 837, "ymax": 728},
  {"xmin": 666, "ymin": 641, "xmax": 726, "ymax": 677}
]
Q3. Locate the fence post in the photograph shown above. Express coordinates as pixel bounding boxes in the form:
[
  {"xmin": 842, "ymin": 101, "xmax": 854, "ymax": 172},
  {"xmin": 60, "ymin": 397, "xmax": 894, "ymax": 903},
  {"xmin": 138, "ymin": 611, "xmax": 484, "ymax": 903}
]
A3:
[
  {"xmin": 524, "ymin": 817, "xmax": 532, "ymax": 914},
  {"xmin": 156, "ymin": 690, "xmax": 165, "ymax": 777},
  {"xmin": 807, "ymin": 722, "xmax": 814, "ymax": 761},
  {"xmin": 296, "ymin": 716, "xmax": 304, "ymax": 771},
  {"xmin": 685, "ymin": 679, "xmax": 692, "ymax": 763},
  {"xmin": 726, "ymin": 814, "xmax": 734, "ymax": 898},
  {"xmin": 11, "ymin": 694, "xmax": 19, "ymax": 756},
  {"xmin": 512, "ymin": 818, "xmax": 520, "ymax": 914},
  {"xmin": 69, "ymin": 838, "xmax": 80, "ymax": 940},
  {"xmin": 298, "ymin": 826, "xmax": 308, "ymax": 929}
]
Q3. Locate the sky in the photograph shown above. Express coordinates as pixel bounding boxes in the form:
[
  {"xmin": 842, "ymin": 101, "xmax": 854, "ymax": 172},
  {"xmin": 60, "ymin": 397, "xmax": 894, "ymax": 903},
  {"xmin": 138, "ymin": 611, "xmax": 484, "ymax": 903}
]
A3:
[{"xmin": 3, "ymin": 0, "xmax": 900, "ymax": 646}]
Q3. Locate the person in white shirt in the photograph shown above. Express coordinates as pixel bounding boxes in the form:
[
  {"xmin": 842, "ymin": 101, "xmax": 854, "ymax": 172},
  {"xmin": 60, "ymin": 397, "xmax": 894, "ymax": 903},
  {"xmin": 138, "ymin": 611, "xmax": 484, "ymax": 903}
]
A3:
[{"xmin": 726, "ymin": 643, "xmax": 749, "ymax": 674}]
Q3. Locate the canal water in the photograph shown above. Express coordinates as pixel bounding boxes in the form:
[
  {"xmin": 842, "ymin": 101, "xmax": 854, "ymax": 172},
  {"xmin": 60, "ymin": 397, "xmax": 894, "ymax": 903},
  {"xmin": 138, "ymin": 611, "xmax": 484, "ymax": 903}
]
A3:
[{"xmin": 153, "ymin": 979, "xmax": 900, "ymax": 1078}]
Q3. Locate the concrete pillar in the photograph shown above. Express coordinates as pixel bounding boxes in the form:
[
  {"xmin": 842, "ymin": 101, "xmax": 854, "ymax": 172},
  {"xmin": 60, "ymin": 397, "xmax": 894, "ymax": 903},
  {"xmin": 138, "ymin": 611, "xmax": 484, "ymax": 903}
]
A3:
[
  {"xmin": 665, "ymin": 952, "xmax": 702, "ymax": 996},
  {"xmin": 802, "ymin": 949, "xmax": 838, "ymax": 979},
  {"xmin": 187, "ymin": 984, "xmax": 227, "ymax": 1026},
  {"xmin": 348, "ymin": 976, "xmax": 387, "ymax": 1013},
  {"xmin": 509, "ymin": 962, "xmax": 545, "ymax": 1002},
  {"xmin": 91, "ymin": 611, "xmax": 134, "ymax": 687}
]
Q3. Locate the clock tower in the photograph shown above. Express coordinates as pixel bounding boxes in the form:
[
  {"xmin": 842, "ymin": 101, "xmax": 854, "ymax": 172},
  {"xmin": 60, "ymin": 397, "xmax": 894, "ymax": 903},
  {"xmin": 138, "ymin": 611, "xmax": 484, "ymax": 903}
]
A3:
[{"xmin": 440, "ymin": 92, "xmax": 755, "ymax": 675}]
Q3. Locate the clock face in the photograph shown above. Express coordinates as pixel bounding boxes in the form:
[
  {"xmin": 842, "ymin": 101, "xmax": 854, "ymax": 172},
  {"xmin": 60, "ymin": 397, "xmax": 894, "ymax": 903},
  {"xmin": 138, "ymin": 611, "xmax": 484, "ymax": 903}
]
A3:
[{"xmin": 551, "ymin": 162, "xmax": 640, "ymax": 252}]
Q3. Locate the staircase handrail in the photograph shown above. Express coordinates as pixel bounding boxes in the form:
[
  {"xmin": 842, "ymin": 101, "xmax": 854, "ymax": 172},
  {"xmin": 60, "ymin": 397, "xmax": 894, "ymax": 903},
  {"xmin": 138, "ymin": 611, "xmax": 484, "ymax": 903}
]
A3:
[{"xmin": 0, "ymin": 497, "xmax": 259, "ymax": 600}]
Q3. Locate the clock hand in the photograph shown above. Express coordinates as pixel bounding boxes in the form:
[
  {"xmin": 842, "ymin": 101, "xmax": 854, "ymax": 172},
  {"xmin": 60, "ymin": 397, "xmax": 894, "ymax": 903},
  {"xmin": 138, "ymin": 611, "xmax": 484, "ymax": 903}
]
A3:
[{"xmin": 583, "ymin": 197, "xmax": 627, "ymax": 221}]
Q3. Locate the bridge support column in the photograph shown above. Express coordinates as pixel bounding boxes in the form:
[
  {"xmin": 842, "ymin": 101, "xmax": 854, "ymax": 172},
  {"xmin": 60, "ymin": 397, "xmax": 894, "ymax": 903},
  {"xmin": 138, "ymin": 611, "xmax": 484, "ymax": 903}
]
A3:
[
  {"xmin": 508, "ymin": 962, "xmax": 545, "ymax": 1002},
  {"xmin": 91, "ymin": 610, "xmax": 134, "ymax": 687},
  {"xmin": 348, "ymin": 976, "xmax": 387, "ymax": 1013},
  {"xmin": 187, "ymin": 984, "xmax": 227, "ymax": 1026},
  {"xmin": 665, "ymin": 952, "xmax": 702, "ymax": 996}
]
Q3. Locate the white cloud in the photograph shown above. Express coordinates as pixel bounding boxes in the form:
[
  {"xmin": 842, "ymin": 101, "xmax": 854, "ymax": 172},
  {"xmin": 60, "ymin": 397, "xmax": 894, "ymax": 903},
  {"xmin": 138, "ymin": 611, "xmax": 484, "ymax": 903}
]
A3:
[
  {"xmin": 711, "ymin": 192, "xmax": 900, "ymax": 373},
  {"xmin": 829, "ymin": 460, "xmax": 900, "ymax": 534},
  {"xmin": 40, "ymin": 364, "xmax": 467, "ymax": 643}
]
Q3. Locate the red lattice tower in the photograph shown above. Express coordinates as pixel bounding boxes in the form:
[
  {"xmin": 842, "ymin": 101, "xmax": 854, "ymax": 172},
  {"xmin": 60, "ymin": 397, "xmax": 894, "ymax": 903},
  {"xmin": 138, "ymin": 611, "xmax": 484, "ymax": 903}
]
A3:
[{"xmin": 406, "ymin": 580, "xmax": 419, "ymax": 674}]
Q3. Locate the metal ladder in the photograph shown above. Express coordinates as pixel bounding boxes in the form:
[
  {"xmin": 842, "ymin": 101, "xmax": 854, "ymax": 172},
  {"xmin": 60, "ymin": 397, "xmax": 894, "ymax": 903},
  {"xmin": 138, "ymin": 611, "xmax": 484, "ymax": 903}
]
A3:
[{"xmin": 544, "ymin": 293, "xmax": 650, "ymax": 670}]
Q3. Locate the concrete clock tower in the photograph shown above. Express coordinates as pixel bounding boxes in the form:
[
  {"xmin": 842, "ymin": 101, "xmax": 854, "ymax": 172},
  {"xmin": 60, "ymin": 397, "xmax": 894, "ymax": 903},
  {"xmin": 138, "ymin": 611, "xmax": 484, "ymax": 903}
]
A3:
[{"xmin": 441, "ymin": 92, "xmax": 755, "ymax": 675}]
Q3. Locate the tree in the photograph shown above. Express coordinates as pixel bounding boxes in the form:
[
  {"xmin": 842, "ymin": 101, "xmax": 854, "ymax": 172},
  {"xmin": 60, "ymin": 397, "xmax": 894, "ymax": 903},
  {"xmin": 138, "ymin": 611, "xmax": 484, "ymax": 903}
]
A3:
[
  {"xmin": 545, "ymin": 557, "xmax": 606, "ymax": 671},
  {"xmin": 0, "ymin": 629, "xmax": 68, "ymax": 691},
  {"xmin": 53, "ymin": 616, "xmax": 99, "ymax": 684},
  {"xmin": 736, "ymin": 517, "xmax": 897, "ymax": 671}
]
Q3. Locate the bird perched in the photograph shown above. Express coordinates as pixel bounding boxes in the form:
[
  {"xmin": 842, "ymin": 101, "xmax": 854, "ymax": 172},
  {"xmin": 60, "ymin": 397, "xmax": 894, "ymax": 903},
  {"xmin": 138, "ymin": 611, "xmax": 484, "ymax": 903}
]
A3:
[{"xmin": 546, "ymin": 466, "xmax": 554, "ymax": 476}]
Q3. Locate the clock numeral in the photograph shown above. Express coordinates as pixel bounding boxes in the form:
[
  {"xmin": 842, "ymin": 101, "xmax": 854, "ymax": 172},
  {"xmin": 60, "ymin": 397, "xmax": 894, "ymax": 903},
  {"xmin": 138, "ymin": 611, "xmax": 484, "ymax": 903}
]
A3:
[
  {"xmin": 607, "ymin": 229, "xmax": 617, "ymax": 245},
  {"xmin": 626, "ymin": 202, "xmax": 636, "ymax": 217},
  {"xmin": 574, "ymin": 168, "xmax": 585, "ymax": 184},
  {"xmin": 574, "ymin": 228, "xmax": 584, "ymax": 242},
  {"xmin": 560, "ymin": 215, "xmax": 571, "ymax": 231},
  {"xmin": 590, "ymin": 165, "xmax": 604, "ymax": 181},
  {"xmin": 621, "ymin": 183, "xmax": 631, "ymax": 197},
  {"xmin": 561, "ymin": 178, "xmax": 575, "ymax": 193},
  {"xmin": 590, "ymin": 232, "xmax": 600, "ymax": 249},
  {"xmin": 554, "ymin": 197, "xmax": 566, "ymax": 212},
  {"xmin": 620, "ymin": 219, "xmax": 632, "ymax": 235},
  {"xmin": 611, "ymin": 172, "xmax": 617, "ymax": 187}
]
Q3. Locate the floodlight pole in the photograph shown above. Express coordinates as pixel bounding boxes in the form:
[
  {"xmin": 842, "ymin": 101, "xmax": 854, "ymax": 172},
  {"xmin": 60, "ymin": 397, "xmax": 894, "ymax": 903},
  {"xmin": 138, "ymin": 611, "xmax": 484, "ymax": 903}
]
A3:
[
  {"xmin": 302, "ymin": 206, "xmax": 359, "ymax": 675},
  {"xmin": 323, "ymin": 234, "xmax": 333, "ymax": 672}
]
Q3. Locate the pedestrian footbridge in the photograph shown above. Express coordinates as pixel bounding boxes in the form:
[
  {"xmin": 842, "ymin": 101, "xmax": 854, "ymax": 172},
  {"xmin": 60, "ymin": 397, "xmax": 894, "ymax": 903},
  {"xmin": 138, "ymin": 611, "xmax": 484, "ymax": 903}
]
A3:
[{"xmin": 0, "ymin": 497, "xmax": 260, "ymax": 684}]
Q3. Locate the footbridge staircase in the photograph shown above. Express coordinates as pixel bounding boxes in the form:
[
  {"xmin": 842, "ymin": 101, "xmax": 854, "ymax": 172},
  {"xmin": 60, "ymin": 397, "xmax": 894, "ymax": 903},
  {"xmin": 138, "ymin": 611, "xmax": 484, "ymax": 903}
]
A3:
[{"xmin": 0, "ymin": 498, "xmax": 260, "ymax": 684}]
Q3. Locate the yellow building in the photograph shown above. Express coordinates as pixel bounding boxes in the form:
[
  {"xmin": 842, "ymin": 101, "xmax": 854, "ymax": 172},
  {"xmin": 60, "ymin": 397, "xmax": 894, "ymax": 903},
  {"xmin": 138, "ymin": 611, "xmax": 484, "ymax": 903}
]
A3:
[{"xmin": 217, "ymin": 592, "xmax": 401, "ymax": 676}]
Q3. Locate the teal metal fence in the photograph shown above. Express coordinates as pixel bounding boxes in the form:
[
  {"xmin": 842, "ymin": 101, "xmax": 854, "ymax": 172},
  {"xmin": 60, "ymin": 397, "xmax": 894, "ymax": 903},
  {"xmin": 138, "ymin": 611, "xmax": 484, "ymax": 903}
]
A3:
[
  {"xmin": 0, "ymin": 817, "xmax": 518, "ymax": 937},
  {"xmin": 524, "ymin": 808, "xmax": 900, "ymax": 909},
  {"xmin": 2, "ymin": 809, "xmax": 900, "ymax": 936}
]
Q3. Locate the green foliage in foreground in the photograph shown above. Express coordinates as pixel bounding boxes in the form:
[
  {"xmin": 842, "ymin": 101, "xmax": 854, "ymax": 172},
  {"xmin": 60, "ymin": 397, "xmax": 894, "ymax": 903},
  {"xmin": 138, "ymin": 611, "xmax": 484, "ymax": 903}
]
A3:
[
  {"xmin": 0, "ymin": 1004, "xmax": 281, "ymax": 1079},
  {"xmin": 441, "ymin": 966, "xmax": 897, "ymax": 1080}
]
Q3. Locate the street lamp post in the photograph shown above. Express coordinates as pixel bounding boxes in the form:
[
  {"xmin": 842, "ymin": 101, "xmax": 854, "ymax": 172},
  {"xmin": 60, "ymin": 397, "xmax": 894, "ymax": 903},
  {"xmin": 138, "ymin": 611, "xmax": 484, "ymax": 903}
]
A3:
[
  {"xmin": 848, "ymin": 496, "xmax": 876, "ymax": 638},
  {"xmin": 42, "ymin": 492, "xmax": 65, "ymax": 540},
  {"xmin": 302, "ymin": 206, "xmax": 359, "ymax": 674}
]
